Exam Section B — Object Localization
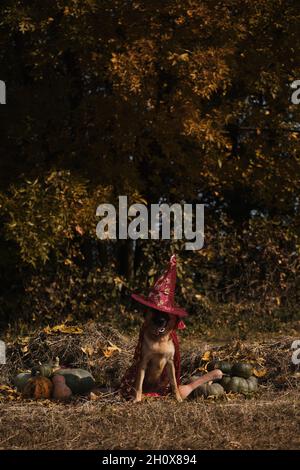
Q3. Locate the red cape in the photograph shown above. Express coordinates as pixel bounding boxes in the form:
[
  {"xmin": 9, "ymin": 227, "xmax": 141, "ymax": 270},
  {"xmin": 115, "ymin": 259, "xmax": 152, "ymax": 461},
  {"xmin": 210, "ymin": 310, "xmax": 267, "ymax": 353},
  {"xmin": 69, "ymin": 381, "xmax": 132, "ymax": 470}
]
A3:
[{"xmin": 120, "ymin": 322, "xmax": 181, "ymax": 400}]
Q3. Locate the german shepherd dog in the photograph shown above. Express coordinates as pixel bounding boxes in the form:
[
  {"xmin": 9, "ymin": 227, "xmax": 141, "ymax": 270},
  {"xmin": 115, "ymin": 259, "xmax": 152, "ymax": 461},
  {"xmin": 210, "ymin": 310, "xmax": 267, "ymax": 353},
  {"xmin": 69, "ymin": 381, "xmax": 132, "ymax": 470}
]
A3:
[{"xmin": 134, "ymin": 309, "xmax": 222, "ymax": 402}]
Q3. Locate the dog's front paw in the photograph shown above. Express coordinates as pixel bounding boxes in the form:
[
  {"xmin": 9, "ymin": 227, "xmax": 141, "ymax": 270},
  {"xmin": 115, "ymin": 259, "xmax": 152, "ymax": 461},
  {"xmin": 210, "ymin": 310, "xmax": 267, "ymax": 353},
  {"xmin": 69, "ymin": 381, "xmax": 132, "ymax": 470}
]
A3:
[{"xmin": 133, "ymin": 394, "xmax": 142, "ymax": 403}]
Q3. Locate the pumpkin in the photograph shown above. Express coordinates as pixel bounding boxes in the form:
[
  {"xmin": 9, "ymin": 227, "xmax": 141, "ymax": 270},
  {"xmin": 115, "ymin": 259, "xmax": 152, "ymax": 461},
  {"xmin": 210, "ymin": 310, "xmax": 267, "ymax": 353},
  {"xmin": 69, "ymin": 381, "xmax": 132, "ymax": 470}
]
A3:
[
  {"xmin": 190, "ymin": 374, "xmax": 201, "ymax": 382},
  {"xmin": 53, "ymin": 368, "xmax": 95, "ymax": 394},
  {"xmin": 220, "ymin": 375, "xmax": 231, "ymax": 389},
  {"xmin": 238, "ymin": 377, "xmax": 249, "ymax": 394},
  {"xmin": 13, "ymin": 372, "xmax": 32, "ymax": 392},
  {"xmin": 194, "ymin": 382, "xmax": 225, "ymax": 398},
  {"xmin": 207, "ymin": 360, "xmax": 232, "ymax": 375},
  {"xmin": 247, "ymin": 376, "xmax": 258, "ymax": 392},
  {"xmin": 222, "ymin": 375, "xmax": 258, "ymax": 394},
  {"xmin": 23, "ymin": 376, "xmax": 53, "ymax": 399},
  {"xmin": 224, "ymin": 376, "xmax": 241, "ymax": 393},
  {"xmin": 31, "ymin": 363, "xmax": 54, "ymax": 378},
  {"xmin": 231, "ymin": 362, "xmax": 253, "ymax": 379},
  {"xmin": 52, "ymin": 375, "xmax": 72, "ymax": 401}
]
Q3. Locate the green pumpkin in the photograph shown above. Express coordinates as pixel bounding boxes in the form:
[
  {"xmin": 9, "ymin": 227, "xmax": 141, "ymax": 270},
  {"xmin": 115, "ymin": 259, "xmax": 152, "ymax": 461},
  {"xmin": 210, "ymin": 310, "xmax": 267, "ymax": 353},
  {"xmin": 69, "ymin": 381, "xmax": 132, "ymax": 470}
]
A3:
[
  {"xmin": 53, "ymin": 368, "xmax": 95, "ymax": 394},
  {"xmin": 225, "ymin": 376, "xmax": 242, "ymax": 393},
  {"xmin": 247, "ymin": 376, "xmax": 258, "ymax": 393},
  {"xmin": 190, "ymin": 375, "xmax": 201, "ymax": 382},
  {"xmin": 220, "ymin": 375, "xmax": 231, "ymax": 389},
  {"xmin": 238, "ymin": 377, "xmax": 249, "ymax": 394},
  {"xmin": 31, "ymin": 363, "xmax": 54, "ymax": 378},
  {"xmin": 223, "ymin": 375, "xmax": 258, "ymax": 394},
  {"xmin": 207, "ymin": 360, "xmax": 232, "ymax": 375},
  {"xmin": 13, "ymin": 372, "xmax": 32, "ymax": 392},
  {"xmin": 231, "ymin": 362, "xmax": 253, "ymax": 379},
  {"xmin": 195, "ymin": 382, "xmax": 225, "ymax": 398}
]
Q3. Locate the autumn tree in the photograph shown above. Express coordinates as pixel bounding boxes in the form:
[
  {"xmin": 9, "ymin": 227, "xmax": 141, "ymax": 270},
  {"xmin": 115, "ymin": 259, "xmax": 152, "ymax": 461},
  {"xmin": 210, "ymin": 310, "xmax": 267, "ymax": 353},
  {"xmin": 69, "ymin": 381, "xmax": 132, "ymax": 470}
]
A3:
[{"xmin": 0, "ymin": 0, "xmax": 299, "ymax": 331}]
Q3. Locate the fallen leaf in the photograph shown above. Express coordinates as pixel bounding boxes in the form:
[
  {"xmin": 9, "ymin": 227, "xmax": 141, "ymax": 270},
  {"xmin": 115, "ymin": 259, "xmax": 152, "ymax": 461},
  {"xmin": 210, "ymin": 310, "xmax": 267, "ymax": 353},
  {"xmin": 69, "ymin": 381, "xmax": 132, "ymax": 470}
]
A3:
[
  {"xmin": 103, "ymin": 342, "xmax": 121, "ymax": 358},
  {"xmin": 253, "ymin": 368, "xmax": 267, "ymax": 377},
  {"xmin": 0, "ymin": 384, "xmax": 20, "ymax": 401},
  {"xmin": 17, "ymin": 336, "xmax": 30, "ymax": 344},
  {"xmin": 201, "ymin": 351, "xmax": 212, "ymax": 362},
  {"xmin": 43, "ymin": 324, "xmax": 83, "ymax": 335},
  {"xmin": 75, "ymin": 225, "xmax": 84, "ymax": 235},
  {"xmin": 64, "ymin": 259, "xmax": 73, "ymax": 266},
  {"xmin": 89, "ymin": 392, "xmax": 99, "ymax": 401},
  {"xmin": 81, "ymin": 345, "xmax": 94, "ymax": 356},
  {"xmin": 178, "ymin": 53, "xmax": 189, "ymax": 62},
  {"xmin": 0, "ymin": 385, "xmax": 13, "ymax": 392}
]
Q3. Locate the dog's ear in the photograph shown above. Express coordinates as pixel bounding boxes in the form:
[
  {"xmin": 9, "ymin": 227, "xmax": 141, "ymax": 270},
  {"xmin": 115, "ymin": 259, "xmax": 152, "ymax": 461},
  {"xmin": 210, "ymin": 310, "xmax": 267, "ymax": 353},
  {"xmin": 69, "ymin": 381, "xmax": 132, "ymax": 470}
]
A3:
[
  {"xmin": 142, "ymin": 307, "xmax": 152, "ymax": 322},
  {"xmin": 140, "ymin": 305, "xmax": 148, "ymax": 317}
]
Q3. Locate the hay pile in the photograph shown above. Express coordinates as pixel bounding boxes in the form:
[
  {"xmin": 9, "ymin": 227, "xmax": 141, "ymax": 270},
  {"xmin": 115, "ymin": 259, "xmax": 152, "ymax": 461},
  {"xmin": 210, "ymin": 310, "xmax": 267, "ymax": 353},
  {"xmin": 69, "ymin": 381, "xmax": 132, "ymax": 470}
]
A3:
[
  {"xmin": 0, "ymin": 322, "xmax": 298, "ymax": 394},
  {"xmin": 181, "ymin": 336, "xmax": 299, "ymax": 390},
  {"xmin": 0, "ymin": 322, "xmax": 136, "ymax": 390}
]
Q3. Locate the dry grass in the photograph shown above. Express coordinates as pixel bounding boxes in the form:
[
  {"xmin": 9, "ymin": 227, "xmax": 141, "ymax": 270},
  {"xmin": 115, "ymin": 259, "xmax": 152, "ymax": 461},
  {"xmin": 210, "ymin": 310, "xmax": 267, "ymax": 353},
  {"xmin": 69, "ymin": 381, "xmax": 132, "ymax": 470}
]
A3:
[
  {"xmin": 0, "ymin": 322, "xmax": 135, "ymax": 389},
  {"xmin": 0, "ymin": 390, "xmax": 299, "ymax": 450},
  {"xmin": 2, "ymin": 322, "xmax": 298, "ymax": 390},
  {"xmin": 0, "ymin": 322, "xmax": 299, "ymax": 450}
]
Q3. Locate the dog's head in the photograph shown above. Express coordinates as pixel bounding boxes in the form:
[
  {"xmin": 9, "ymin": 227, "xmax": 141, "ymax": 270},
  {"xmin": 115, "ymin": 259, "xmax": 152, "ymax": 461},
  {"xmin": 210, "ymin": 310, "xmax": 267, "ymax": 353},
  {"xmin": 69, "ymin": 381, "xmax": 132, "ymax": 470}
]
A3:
[{"xmin": 144, "ymin": 308, "xmax": 178, "ymax": 337}]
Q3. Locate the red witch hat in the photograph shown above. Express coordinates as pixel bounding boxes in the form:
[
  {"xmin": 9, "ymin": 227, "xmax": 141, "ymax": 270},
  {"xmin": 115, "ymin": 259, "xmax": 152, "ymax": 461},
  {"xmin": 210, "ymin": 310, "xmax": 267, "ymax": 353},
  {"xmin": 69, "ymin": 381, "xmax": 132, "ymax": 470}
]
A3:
[{"xmin": 131, "ymin": 254, "xmax": 188, "ymax": 318}]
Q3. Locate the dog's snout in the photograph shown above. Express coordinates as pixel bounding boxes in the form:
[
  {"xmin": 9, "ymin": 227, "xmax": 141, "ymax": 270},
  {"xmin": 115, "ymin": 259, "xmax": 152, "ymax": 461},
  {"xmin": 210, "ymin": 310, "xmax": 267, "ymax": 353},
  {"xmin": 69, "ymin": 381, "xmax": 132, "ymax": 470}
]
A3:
[{"xmin": 152, "ymin": 313, "xmax": 169, "ymax": 327}]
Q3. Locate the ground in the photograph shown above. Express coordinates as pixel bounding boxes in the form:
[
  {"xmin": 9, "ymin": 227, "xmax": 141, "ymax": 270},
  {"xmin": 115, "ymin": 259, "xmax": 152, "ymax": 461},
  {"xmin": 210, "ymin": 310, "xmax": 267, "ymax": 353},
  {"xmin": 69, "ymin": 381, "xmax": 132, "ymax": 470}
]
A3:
[
  {"xmin": 0, "ymin": 389, "xmax": 299, "ymax": 449},
  {"xmin": 0, "ymin": 325, "xmax": 299, "ymax": 450}
]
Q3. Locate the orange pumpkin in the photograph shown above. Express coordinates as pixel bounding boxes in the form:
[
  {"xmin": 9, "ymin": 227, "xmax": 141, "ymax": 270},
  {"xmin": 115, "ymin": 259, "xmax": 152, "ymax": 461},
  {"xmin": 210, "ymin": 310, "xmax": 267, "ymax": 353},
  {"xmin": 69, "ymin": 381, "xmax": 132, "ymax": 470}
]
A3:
[{"xmin": 23, "ymin": 376, "xmax": 53, "ymax": 399}]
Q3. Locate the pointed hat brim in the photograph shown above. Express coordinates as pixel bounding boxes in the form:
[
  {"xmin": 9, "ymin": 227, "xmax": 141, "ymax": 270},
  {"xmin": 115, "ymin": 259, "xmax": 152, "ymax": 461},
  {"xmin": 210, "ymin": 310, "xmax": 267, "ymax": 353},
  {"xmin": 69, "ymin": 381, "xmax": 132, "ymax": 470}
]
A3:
[{"xmin": 131, "ymin": 293, "xmax": 188, "ymax": 317}]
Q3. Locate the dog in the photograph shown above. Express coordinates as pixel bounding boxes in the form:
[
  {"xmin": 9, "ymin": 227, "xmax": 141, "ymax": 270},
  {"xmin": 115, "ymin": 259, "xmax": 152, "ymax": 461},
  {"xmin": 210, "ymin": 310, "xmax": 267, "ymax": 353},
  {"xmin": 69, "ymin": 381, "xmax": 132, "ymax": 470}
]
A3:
[
  {"xmin": 134, "ymin": 309, "xmax": 183, "ymax": 402},
  {"xmin": 125, "ymin": 255, "xmax": 223, "ymax": 402}
]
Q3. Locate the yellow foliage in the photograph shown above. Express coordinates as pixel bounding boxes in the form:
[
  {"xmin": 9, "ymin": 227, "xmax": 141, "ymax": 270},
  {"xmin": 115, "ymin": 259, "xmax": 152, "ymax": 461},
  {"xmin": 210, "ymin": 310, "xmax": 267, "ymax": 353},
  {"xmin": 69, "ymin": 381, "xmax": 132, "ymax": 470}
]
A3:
[
  {"xmin": 44, "ymin": 324, "xmax": 83, "ymax": 335},
  {"xmin": 201, "ymin": 351, "xmax": 212, "ymax": 362},
  {"xmin": 103, "ymin": 342, "xmax": 121, "ymax": 358},
  {"xmin": 253, "ymin": 368, "xmax": 267, "ymax": 378}
]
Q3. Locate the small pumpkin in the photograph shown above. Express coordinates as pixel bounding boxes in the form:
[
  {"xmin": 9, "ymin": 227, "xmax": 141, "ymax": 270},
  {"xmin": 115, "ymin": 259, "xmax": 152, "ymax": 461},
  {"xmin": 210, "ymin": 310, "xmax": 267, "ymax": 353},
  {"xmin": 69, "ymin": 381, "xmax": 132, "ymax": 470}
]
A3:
[
  {"xmin": 224, "ymin": 376, "xmax": 241, "ymax": 393},
  {"xmin": 194, "ymin": 382, "xmax": 225, "ymax": 398},
  {"xmin": 23, "ymin": 376, "xmax": 53, "ymax": 399},
  {"xmin": 222, "ymin": 375, "xmax": 258, "ymax": 394},
  {"xmin": 231, "ymin": 362, "xmax": 253, "ymax": 379},
  {"xmin": 31, "ymin": 363, "xmax": 54, "ymax": 378},
  {"xmin": 238, "ymin": 377, "xmax": 249, "ymax": 394},
  {"xmin": 190, "ymin": 375, "xmax": 201, "ymax": 382},
  {"xmin": 247, "ymin": 376, "xmax": 258, "ymax": 392},
  {"xmin": 53, "ymin": 368, "xmax": 95, "ymax": 394},
  {"xmin": 220, "ymin": 375, "xmax": 231, "ymax": 389},
  {"xmin": 13, "ymin": 372, "xmax": 32, "ymax": 392},
  {"xmin": 207, "ymin": 360, "xmax": 232, "ymax": 375},
  {"xmin": 52, "ymin": 375, "xmax": 72, "ymax": 401}
]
